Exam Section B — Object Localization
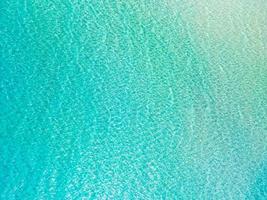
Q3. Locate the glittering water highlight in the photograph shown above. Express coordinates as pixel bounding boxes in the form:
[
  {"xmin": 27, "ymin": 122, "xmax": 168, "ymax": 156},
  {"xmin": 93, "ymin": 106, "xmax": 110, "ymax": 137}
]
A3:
[{"xmin": 1, "ymin": 1, "xmax": 267, "ymax": 199}]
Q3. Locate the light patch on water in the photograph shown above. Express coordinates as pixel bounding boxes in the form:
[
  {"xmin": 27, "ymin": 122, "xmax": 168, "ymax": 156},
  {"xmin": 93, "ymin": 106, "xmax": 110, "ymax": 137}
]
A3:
[{"xmin": 164, "ymin": 0, "xmax": 267, "ymax": 198}]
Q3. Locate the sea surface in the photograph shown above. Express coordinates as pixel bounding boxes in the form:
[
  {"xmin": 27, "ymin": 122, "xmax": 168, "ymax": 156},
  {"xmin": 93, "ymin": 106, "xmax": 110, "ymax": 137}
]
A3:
[{"xmin": 1, "ymin": 1, "xmax": 267, "ymax": 199}]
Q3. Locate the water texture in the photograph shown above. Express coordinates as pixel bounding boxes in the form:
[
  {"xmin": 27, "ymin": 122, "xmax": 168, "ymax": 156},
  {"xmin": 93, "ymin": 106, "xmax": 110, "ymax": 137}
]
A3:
[{"xmin": 1, "ymin": 1, "xmax": 267, "ymax": 199}]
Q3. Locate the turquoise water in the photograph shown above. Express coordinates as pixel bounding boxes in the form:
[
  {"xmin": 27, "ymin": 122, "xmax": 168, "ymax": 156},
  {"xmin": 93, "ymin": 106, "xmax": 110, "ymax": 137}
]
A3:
[{"xmin": 1, "ymin": 1, "xmax": 267, "ymax": 199}]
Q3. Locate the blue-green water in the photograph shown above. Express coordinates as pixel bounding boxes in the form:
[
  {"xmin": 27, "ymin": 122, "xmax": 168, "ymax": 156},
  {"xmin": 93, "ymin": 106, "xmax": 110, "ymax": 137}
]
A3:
[{"xmin": 1, "ymin": 1, "xmax": 267, "ymax": 199}]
